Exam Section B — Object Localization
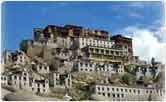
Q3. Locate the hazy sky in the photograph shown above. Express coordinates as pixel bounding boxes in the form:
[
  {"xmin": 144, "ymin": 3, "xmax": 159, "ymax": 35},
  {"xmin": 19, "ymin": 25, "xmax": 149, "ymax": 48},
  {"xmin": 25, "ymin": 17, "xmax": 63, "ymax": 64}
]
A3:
[{"xmin": 2, "ymin": 1, "xmax": 165, "ymax": 63}]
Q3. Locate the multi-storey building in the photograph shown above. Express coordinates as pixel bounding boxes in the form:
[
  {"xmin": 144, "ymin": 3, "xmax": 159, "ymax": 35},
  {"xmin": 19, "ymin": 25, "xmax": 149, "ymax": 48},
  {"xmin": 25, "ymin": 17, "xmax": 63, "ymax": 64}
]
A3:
[
  {"xmin": 42, "ymin": 25, "xmax": 109, "ymax": 40},
  {"xmin": 11, "ymin": 50, "xmax": 30, "ymax": 65},
  {"xmin": 110, "ymin": 35, "xmax": 133, "ymax": 56},
  {"xmin": 90, "ymin": 84, "xmax": 165, "ymax": 101},
  {"xmin": 49, "ymin": 72, "xmax": 72, "ymax": 89},
  {"xmin": 2, "ymin": 24, "xmax": 165, "ymax": 101},
  {"xmin": 31, "ymin": 79, "xmax": 50, "ymax": 94},
  {"xmin": 32, "ymin": 62, "xmax": 50, "ymax": 74},
  {"xmin": 8, "ymin": 69, "xmax": 30, "ymax": 90},
  {"xmin": 81, "ymin": 45, "xmax": 128, "ymax": 62},
  {"xmin": 1, "ymin": 73, "xmax": 9, "ymax": 86},
  {"xmin": 73, "ymin": 60, "xmax": 124, "ymax": 74}
]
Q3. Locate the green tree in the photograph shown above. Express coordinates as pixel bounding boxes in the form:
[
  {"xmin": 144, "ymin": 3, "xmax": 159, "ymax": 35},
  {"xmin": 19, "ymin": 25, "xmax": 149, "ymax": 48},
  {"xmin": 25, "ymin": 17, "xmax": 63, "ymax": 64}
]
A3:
[{"xmin": 121, "ymin": 73, "xmax": 136, "ymax": 85}]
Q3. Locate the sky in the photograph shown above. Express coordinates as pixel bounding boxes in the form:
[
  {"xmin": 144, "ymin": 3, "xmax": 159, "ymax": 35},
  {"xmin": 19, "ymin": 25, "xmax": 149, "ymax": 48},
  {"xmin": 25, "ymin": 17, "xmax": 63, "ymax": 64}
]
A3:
[{"xmin": 2, "ymin": 1, "xmax": 166, "ymax": 63}]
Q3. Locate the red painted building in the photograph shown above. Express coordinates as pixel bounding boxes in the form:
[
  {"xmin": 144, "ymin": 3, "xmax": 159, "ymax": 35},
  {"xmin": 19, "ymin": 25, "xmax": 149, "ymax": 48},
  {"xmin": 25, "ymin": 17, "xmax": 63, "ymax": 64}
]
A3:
[{"xmin": 110, "ymin": 35, "xmax": 133, "ymax": 56}]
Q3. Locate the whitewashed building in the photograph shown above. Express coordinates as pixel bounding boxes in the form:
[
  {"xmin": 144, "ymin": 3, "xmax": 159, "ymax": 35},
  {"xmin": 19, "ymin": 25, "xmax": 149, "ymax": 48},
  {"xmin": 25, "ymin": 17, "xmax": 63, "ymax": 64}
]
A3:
[
  {"xmin": 9, "ymin": 69, "xmax": 30, "ymax": 90},
  {"xmin": 73, "ymin": 61, "xmax": 124, "ymax": 74},
  {"xmin": 2, "ymin": 68, "xmax": 50, "ymax": 94},
  {"xmin": 32, "ymin": 62, "xmax": 50, "ymax": 74},
  {"xmin": 90, "ymin": 84, "xmax": 165, "ymax": 101},
  {"xmin": 76, "ymin": 37, "xmax": 114, "ymax": 49},
  {"xmin": 2, "ymin": 50, "xmax": 12, "ymax": 64},
  {"xmin": 12, "ymin": 50, "xmax": 29, "ymax": 65},
  {"xmin": 49, "ymin": 72, "xmax": 72, "ymax": 89},
  {"xmin": 1, "ymin": 73, "xmax": 9, "ymax": 86},
  {"xmin": 31, "ymin": 79, "xmax": 50, "ymax": 94}
]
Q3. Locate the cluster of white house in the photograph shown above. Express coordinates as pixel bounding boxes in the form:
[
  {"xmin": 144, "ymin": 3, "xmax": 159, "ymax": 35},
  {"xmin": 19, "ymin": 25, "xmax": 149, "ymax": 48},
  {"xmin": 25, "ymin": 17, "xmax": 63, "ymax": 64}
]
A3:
[
  {"xmin": 1, "ymin": 68, "xmax": 50, "ymax": 94},
  {"xmin": 90, "ymin": 84, "xmax": 165, "ymax": 101},
  {"xmin": 1, "ymin": 50, "xmax": 72, "ymax": 94},
  {"xmin": 1, "ymin": 68, "xmax": 72, "ymax": 94}
]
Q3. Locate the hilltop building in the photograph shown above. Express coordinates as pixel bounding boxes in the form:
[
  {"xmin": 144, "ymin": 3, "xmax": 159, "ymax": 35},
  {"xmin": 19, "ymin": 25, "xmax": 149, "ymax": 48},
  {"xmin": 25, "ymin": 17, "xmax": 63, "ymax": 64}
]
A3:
[{"xmin": 1, "ymin": 24, "xmax": 165, "ymax": 101}]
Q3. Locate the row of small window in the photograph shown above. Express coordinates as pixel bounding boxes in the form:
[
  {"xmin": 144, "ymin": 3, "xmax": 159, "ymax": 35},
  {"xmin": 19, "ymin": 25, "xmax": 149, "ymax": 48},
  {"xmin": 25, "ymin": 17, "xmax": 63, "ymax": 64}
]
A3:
[
  {"xmin": 37, "ymin": 83, "xmax": 46, "ymax": 87},
  {"xmin": 79, "ymin": 63, "xmax": 117, "ymax": 68},
  {"xmin": 18, "ymin": 55, "xmax": 26, "ymax": 60},
  {"xmin": 97, "ymin": 87, "xmax": 141, "ymax": 94},
  {"xmin": 89, "ymin": 48, "xmax": 124, "ymax": 56},
  {"xmin": 14, "ymin": 81, "xmax": 27, "ymax": 86},
  {"xmin": 97, "ymin": 87, "xmax": 165, "ymax": 95},
  {"xmin": 1, "ymin": 77, "xmax": 7, "ymax": 80},
  {"xmin": 38, "ymin": 65, "xmax": 49, "ymax": 70},
  {"xmin": 98, "ymin": 92, "xmax": 124, "ymax": 98},
  {"xmin": 32, "ymin": 87, "xmax": 46, "ymax": 92},
  {"xmin": 80, "ymin": 68, "xmax": 93, "ymax": 72},
  {"xmin": 81, "ymin": 42, "xmax": 112, "ymax": 48},
  {"xmin": 81, "ymin": 38, "xmax": 113, "ymax": 44},
  {"xmin": 14, "ymin": 76, "xmax": 27, "ymax": 81}
]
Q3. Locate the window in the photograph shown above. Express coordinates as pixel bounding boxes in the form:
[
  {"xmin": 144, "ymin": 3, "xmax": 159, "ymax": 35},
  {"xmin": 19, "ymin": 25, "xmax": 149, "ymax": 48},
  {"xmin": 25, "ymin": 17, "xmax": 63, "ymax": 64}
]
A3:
[
  {"xmin": 80, "ymin": 63, "xmax": 83, "ymax": 67},
  {"xmin": 106, "ymin": 50, "xmax": 109, "ymax": 54},
  {"xmin": 121, "ymin": 94, "xmax": 124, "ymax": 98},
  {"xmin": 32, "ymin": 88, "xmax": 34, "ymax": 91},
  {"xmin": 24, "ymin": 73, "xmax": 27, "ymax": 76},
  {"xmin": 112, "ymin": 88, "xmax": 114, "ymax": 91},
  {"xmin": 38, "ymin": 84, "xmax": 40, "ymax": 87},
  {"xmin": 125, "ymin": 89, "xmax": 128, "ymax": 92},
  {"xmin": 98, "ymin": 87, "xmax": 100, "ymax": 90},
  {"xmin": 107, "ymin": 88, "xmax": 110, "ymax": 91},
  {"xmin": 102, "ymin": 87, "xmax": 104, "ymax": 91},
  {"xmin": 39, "ymin": 66, "xmax": 42, "ymax": 69},
  {"xmin": 44, "ymin": 66, "xmax": 47, "ymax": 70},
  {"xmin": 129, "ymin": 89, "xmax": 131, "ymax": 93},
  {"xmin": 111, "ymin": 51, "xmax": 114, "ymax": 54},
  {"xmin": 101, "ymin": 50, "xmax": 104, "ymax": 54},
  {"xmin": 85, "ymin": 63, "xmax": 88, "ymax": 67},
  {"xmin": 146, "ymin": 90, "xmax": 149, "ymax": 93},
  {"xmin": 121, "ymin": 88, "xmax": 123, "ymax": 92},
  {"xmin": 103, "ymin": 93, "xmax": 105, "ymax": 96},
  {"xmin": 117, "ymin": 94, "xmax": 120, "ymax": 97},
  {"xmin": 112, "ymin": 93, "xmax": 115, "ymax": 97},
  {"xmin": 90, "ymin": 64, "xmax": 92, "ymax": 67},
  {"xmin": 24, "ymin": 77, "xmax": 26, "ymax": 81},
  {"xmin": 43, "ymin": 84, "xmax": 45, "ymax": 87},
  {"xmin": 43, "ymin": 89, "xmax": 45, "ymax": 92},
  {"xmin": 138, "ymin": 90, "xmax": 140, "ymax": 94},
  {"xmin": 133, "ymin": 89, "xmax": 136, "ymax": 93},
  {"xmin": 96, "ymin": 49, "xmax": 99, "ymax": 53},
  {"xmin": 150, "ymin": 90, "xmax": 152, "ymax": 93},
  {"xmin": 90, "ymin": 69, "xmax": 92, "ymax": 72},
  {"xmin": 98, "ymin": 92, "xmax": 101, "ymax": 95},
  {"xmin": 80, "ymin": 68, "xmax": 83, "ymax": 71},
  {"xmin": 85, "ymin": 69, "xmax": 88, "ymax": 71},
  {"xmin": 108, "ymin": 93, "xmax": 110, "ymax": 97},
  {"xmin": 14, "ymin": 76, "xmax": 17, "ymax": 79},
  {"xmin": 117, "ymin": 88, "xmax": 119, "ymax": 91}
]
